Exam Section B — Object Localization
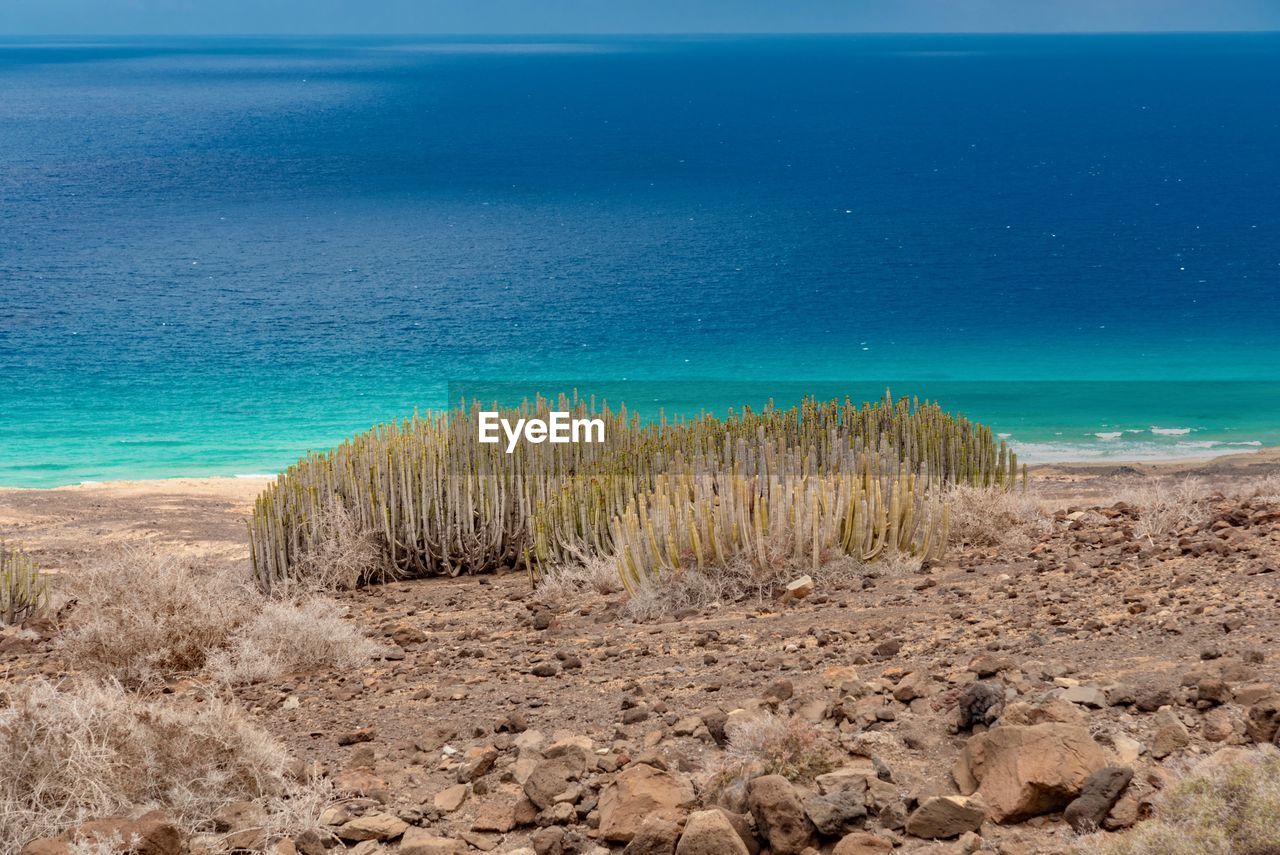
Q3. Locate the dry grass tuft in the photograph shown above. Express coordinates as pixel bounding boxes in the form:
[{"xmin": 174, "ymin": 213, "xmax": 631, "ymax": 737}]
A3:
[
  {"xmin": 60, "ymin": 550, "xmax": 253, "ymax": 688},
  {"xmin": 62, "ymin": 549, "xmax": 381, "ymax": 689},
  {"xmin": 1234, "ymin": 472, "xmax": 1280, "ymax": 503},
  {"xmin": 534, "ymin": 556, "xmax": 623, "ymax": 606},
  {"xmin": 206, "ymin": 597, "xmax": 382, "ymax": 685},
  {"xmin": 946, "ymin": 484, "xmax": 1049, "ymax": 549},
  {"xmin": 619, "ymin": 551, "xmax": 913, "ymax": 620},
  {"xmin": 621, "ymin": 564, "xmax": 752, "ymax": 621},
  {"xmin": 0, "ymin": 679, "xmax": 291, "ymax": 853},
  {"xmin": 1077, "ymin": 747, "xmax": 1280, "ymax": 855},
  {"xmin": 705, "ymin": 711, "xmax": 839, "ymax": 799},
  {"xmin": 1115, "ymin": 477, "xmax": 1210, "ymax": 544},
  {"xmin": 279, "ymin": 503, "xmax": 389, "ymax": 595}
]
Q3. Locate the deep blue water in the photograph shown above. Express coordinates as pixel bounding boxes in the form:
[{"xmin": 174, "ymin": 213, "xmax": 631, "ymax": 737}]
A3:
[{"xmin": 2, "ymin": 34, "xmax": 1279, "ymax": 486}]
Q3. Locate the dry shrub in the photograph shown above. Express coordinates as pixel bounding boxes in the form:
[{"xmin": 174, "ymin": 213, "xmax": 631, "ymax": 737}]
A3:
[
  {"xmin": 0, "ymin": 679, "xmax": 290, "ymax": 852},
  {"xmin": 207, "ymin": 597, "xmax": 381, "ymax": 685},
  {"xmin": 1235, "ymin": 472, "xmax": 1280, "ymax": 503},
  {"xmin": 621, "ymin": 565, "xmax": 749, "ymax": 621},
  {"xmin": 61, "ymin": 550, "xmax": 253, "ymax": 688},
  {"xmin": 946, "ymin": 484, "xmax": 1049, "ymax": 549},
  {"xmin": 63, "ymin": 550, "xmax": 379, "ymax": 689},
  {"xmin": 1115, "ymin": 477, "xmax": 1209, "ymax": 544},
  {"xmin": 619, "ymin": 552, "xmax": 912, "ymax": 621},
  {"xmin": 261, "ymin": 777, "xmax": 344, "ymax": 846},
  {"xmin": 705, "ymin": 711, "xmax": 839, "ymax": 800},
  {"xmin": 534, "ymin": 556, "xmax": 623, "ymax": 606},
  {"xmin": 278, "ymin": 504, "xmax": 388, "ymax": 595},
  {"xmin": 1078, "ymin": 747, "xmax": 1280, "ymax": 855}
]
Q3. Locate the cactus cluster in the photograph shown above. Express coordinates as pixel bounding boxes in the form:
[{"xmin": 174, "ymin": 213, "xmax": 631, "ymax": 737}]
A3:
[
  {"xmin": 613, "ymin": 463, "xmax": 949, "ymax": 593},
  {"xmin": 249, "ymin": 392, "xmax": 1018, "ymax": 593},
  {"xmin": 1, "ymin": 541, "xmax": 48, "ymax": 625}
]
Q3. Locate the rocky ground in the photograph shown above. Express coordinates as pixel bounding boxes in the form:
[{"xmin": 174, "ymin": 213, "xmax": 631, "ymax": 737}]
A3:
[{"xmin": 3, "ymin": 458, "xmax": 1280, "ymax": 855}]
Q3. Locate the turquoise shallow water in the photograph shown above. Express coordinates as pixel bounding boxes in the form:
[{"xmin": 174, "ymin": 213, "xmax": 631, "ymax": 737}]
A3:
[{"xmin": 2, "ymin": 35, "xmax": 1279, "ymax": 487}]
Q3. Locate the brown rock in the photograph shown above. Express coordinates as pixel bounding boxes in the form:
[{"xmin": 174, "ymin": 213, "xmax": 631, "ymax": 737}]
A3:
[
  {"xmin": 22, "ymin": 813, "xmax": 183, "ymax": 855},
  {"xmin": 1245, "ymin": 696, "xmax": 1280, "ymax": 743},
  {"xmin": 832, "ymin": 831, "xmax": 894, "ymax": 854},
  {"xmin": 1150, "ymin": 709, "xmax": 1190, "ymax": 759},
  {"xmin": 336, "ymin": 813, "xmax": 409, "ymax": 842},
  {"xmin": 953, "ymin": 723, "xmax": 1107, "ymax": 822},
  {"xmin": 598, "ymin": 763, "xmax": 697, "ymax": 843},
  {"xmin": 433, "ymin": 784, "xmax": 468, "ymax": 813},
  {"xmin": 746, "ymin": 774, "xmax": 815, "ymax": 855},
  {"xmin": 675, "ymin": 810, "xmax": 751, "ymax": 855},
  {"xmin": 399, "ymin": 829, "xmax": 461, "ymax": 855},
  {"xmin": 471, "ymin": 800, "xmax": 519, "ymax": 834},
  {"xmin": 457, "ymin": 745, "xmax": 499, "ymax": 783},
  {"xmin": 524, "ymin": 755, "xmax": 588, "ymax": 811},
  {"xmin": 904, "ymin": 795, "xmax": 987, "ymax": 839},
  {"xmin": 622, "ymin": 815, "xmax": 681, "ymax": 854}
]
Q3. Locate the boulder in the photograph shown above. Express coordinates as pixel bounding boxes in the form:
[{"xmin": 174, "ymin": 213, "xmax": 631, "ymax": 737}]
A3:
[
  {"xmin": 956, "ymin": 683, "xmax": 1004, "ymax": 730},
  {"xmin": 1063, "ymin": 766, "xmax": 1133, "ymax": 833},
  {"xmin": 801, "ymin": 788, "xmax": 867, "ymax": 836},
  {"xmin": 1245, "ymin": 696, "xmax": 1280, "ymax": 743},
  {"xmin": 675, "ymin": 809, "xmax": 750, "ymax": 855},
  {"xmin": 953, "ymin": 723, "xmax": 1107, "ymax": 822},
  {"xmin": 524, "ymin": 755, "xmax": 588, "ymax": 811},
  {"xmin": 746, "ymin": 775, "xmax": 814, "ymax": 855},
  {"xmin": 904, "ymin": 795, "xmax": 987, "ymax": 839},
  {"xmin": 598, "ymin": 763, "xmax": 696, "ymax": 843},
  {"xmin": 621, "ymin": 814, "xmax": 681, "ymax": 855},
  {"xmin": 1150, "ymin": 709, "xmax": 1190, "ymax": 759}
]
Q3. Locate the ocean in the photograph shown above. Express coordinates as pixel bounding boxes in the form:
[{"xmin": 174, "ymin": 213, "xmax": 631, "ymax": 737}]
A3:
[{"xmin": 2, "ymin": 34, "xmax": 1278, "ymax": 487}]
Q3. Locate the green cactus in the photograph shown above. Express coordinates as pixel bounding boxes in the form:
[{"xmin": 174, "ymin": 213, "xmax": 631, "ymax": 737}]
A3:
[
  {"xmin": 1, "ymin": 541, "xmax": 48, "ymax": 625},
  {"xmin": 248, "ymin": 392, "xmax": 1013, "ymax": 593}
]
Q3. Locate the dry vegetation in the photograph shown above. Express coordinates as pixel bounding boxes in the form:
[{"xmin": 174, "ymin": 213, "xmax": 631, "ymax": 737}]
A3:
[
  {"xmin": 705, "ymin": 712, "xmax": 840, "ymax": 801},
  {"xmin": 1115, "ymin": 477, "xmax": 1211, "ymax": 544},
  {"xmin": 946, "ymin": 483, "xmax": 1049, "ymax": 549},
  {"xmin": 0, "ymin": 679, "xmax": 291, "ymax": 853},
  {"xmin": 282, "ymin": 503, "xmax": 388, "ymax": 595},
  {"xmin": 1, "ymin": 548, "xmax": 379, "ymax": 850},
  {"xmin": 5, "ymin": 459, "xmax": 1274, "ymax": 853},
  {"xmin": 1079, "ymin": 748, "xmax": 1280, "ymax": 855},
  {"xmin": 60, "ymin": 550, "xmax": 253, "ymax": 687},
  {"xmin": 206, "ymin": 597, "xmax": 381, "ymax": 686},
  {"xmin": 59, "ymin": 549, "xmax": 379, "ymax": 689}
]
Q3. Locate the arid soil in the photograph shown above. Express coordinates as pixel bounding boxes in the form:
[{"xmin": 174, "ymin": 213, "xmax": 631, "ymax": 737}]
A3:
[{"xmin": 3, "ymin": 453, "xmax": 1280, "ymax": 855}]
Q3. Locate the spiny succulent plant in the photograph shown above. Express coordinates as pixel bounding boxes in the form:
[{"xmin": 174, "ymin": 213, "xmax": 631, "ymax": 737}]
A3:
[
  {"xmin": 249, "ymin": 392, "xmax": 1014, "ymax": 592},
  {"xmin": 1, "ymin": 540, "xmax": 48, "ymax": 625}
]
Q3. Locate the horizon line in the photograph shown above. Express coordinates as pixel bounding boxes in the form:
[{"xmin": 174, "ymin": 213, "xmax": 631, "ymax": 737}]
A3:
[{"xmin": 3, "ymin": 29, "xmax": 1280, "ymax": 39}]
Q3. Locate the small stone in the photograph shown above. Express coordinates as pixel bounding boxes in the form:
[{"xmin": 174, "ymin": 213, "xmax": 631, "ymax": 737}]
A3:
[
  {"xmin": 433, "ymin": 784, "xmax": 468, "ymax": 813},
  {"xmin": 786, "ymin": 575, "xmax": 815, "ymax": 599}
]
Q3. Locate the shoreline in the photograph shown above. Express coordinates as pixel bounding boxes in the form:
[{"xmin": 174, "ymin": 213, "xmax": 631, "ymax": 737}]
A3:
[{"xmin": 2, "ymin": 446, "xmax": 1279, "ymax": 495}]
